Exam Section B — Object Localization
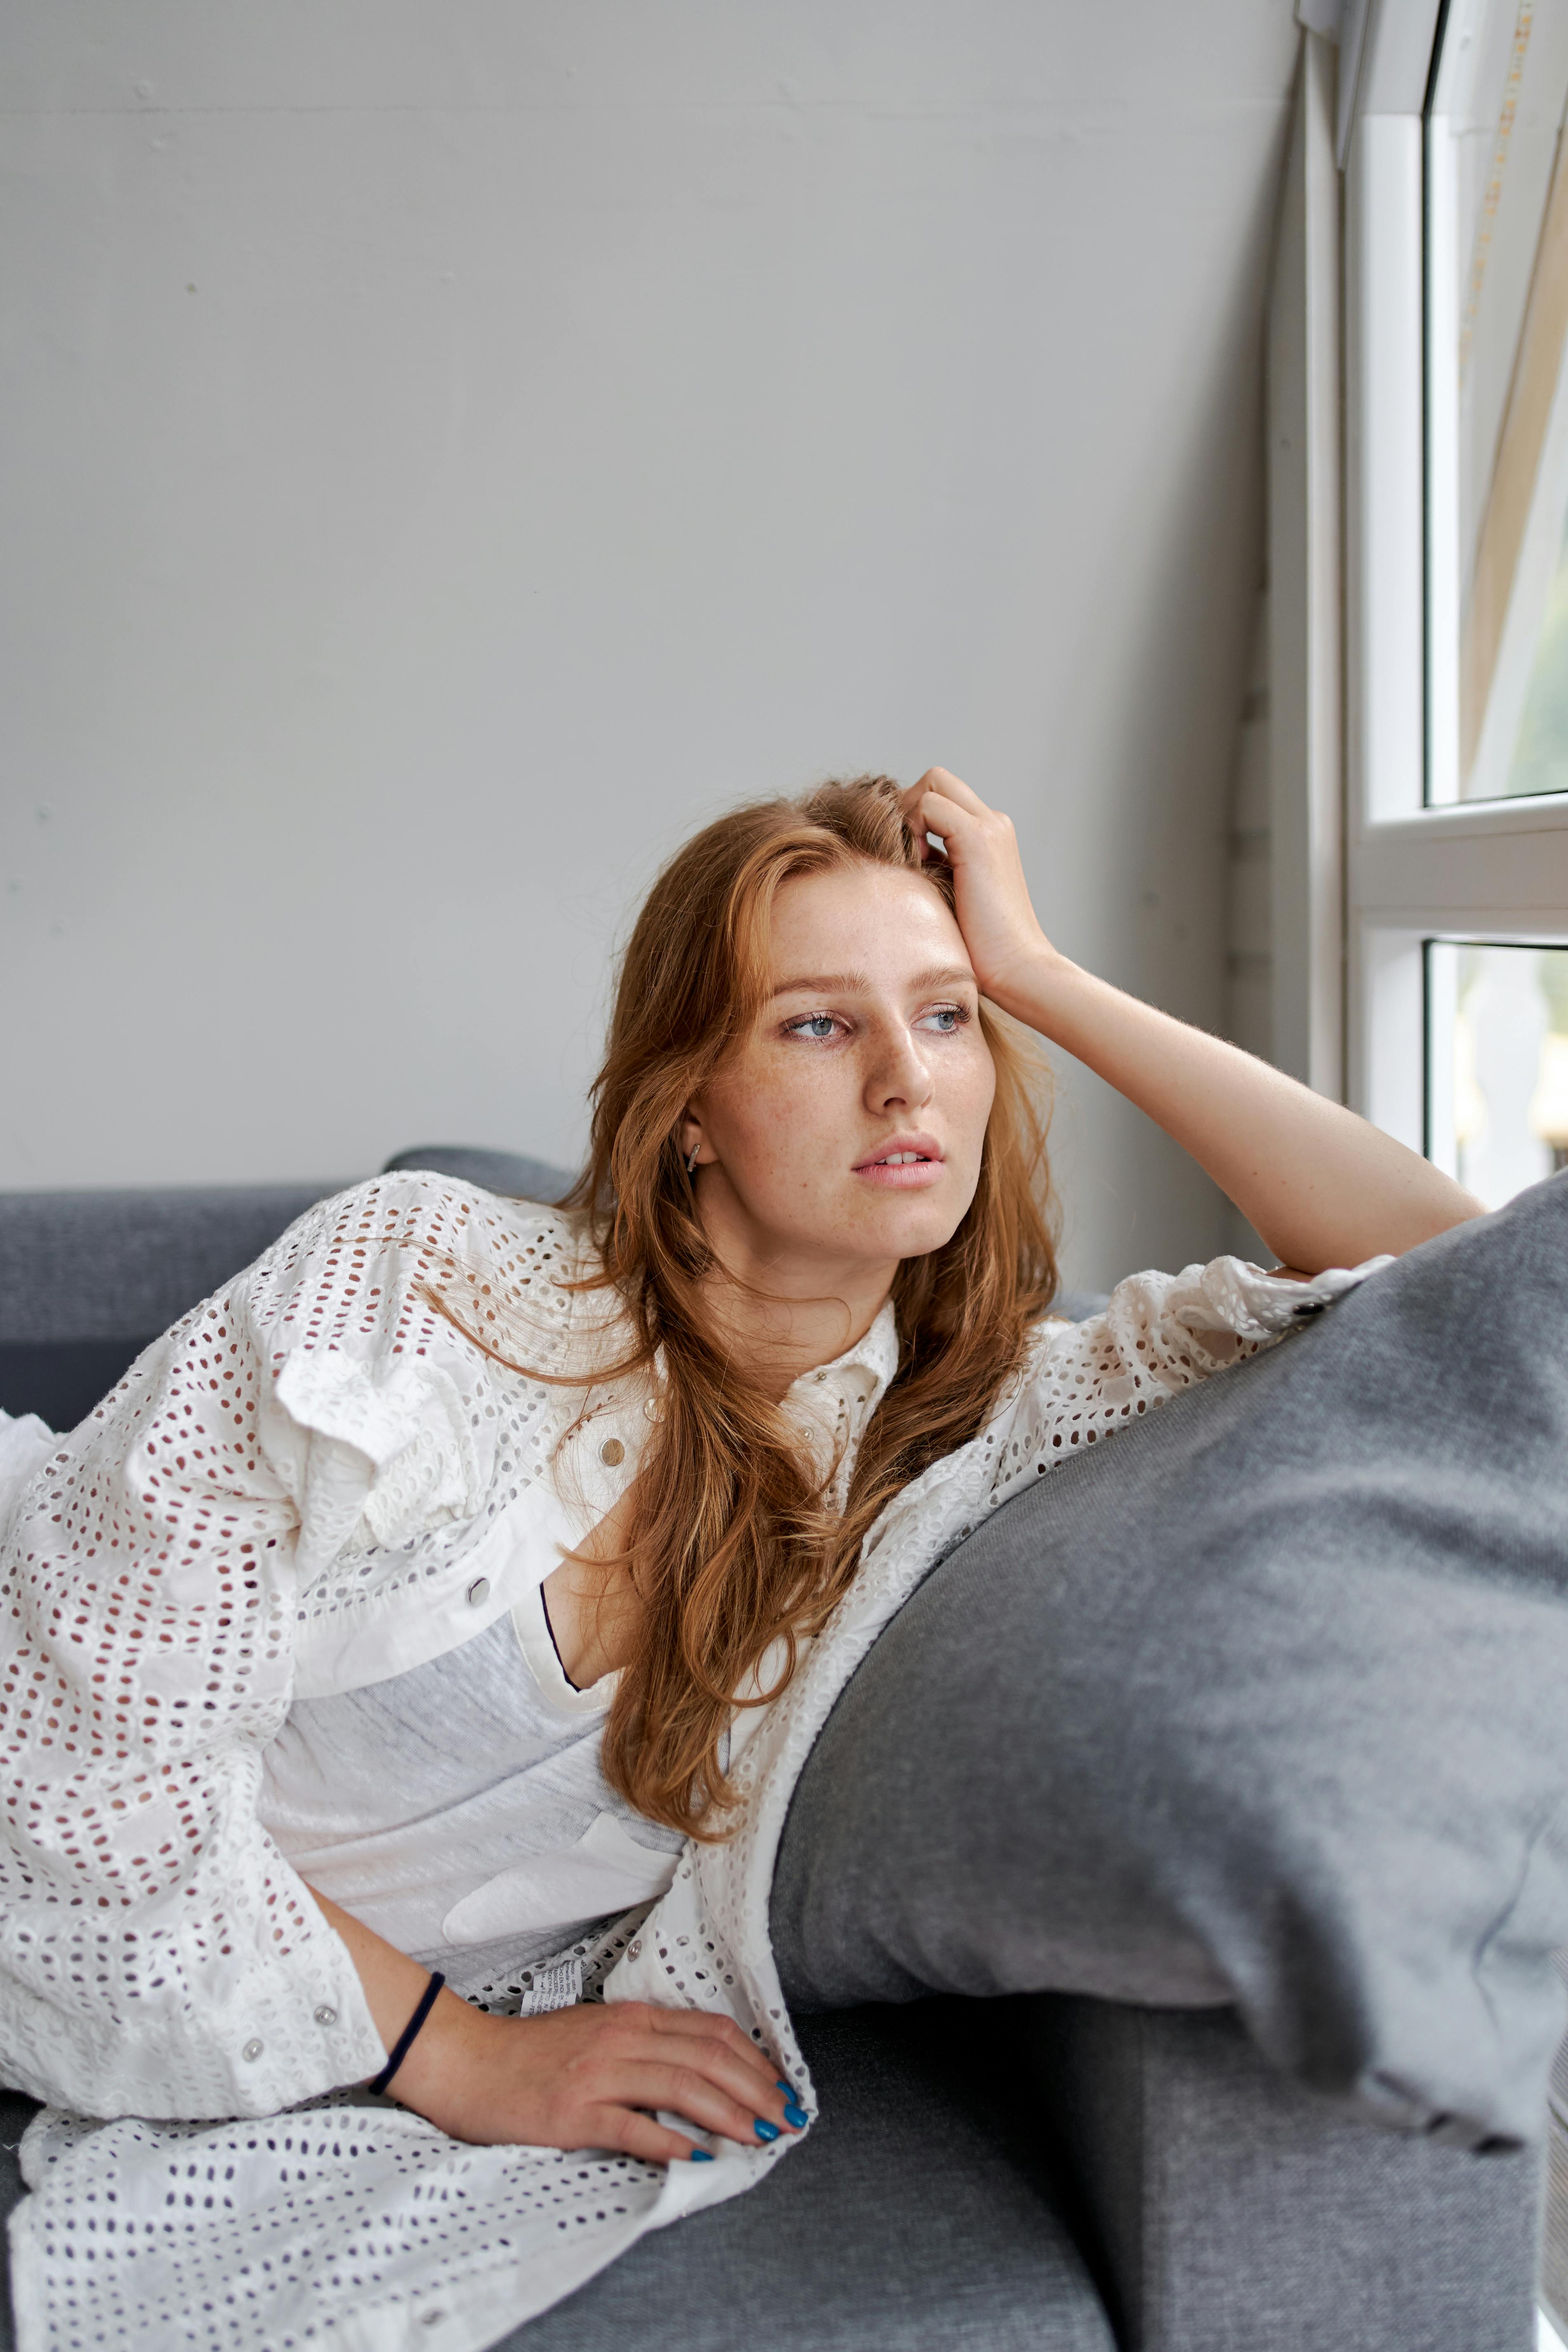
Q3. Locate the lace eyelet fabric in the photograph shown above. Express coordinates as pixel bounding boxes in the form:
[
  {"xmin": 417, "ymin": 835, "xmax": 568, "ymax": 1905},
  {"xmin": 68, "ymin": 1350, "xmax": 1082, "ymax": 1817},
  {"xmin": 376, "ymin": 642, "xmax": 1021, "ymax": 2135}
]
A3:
[
  {"xmin": 11, "ymin": 1917, "xmax": 675, "ymax": 2352},
  {"xmin": 0, "ymin": 1172, "xmax": 1382, "ymax": 2352}
]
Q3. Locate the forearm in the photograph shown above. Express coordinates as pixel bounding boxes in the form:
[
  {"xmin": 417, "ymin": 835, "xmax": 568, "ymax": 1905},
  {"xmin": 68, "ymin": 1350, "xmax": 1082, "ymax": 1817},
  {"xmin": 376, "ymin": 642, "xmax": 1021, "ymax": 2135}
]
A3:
[
  {"xmin": 994, "ymin": 951, "xmax": 1483, "ymax": 1272},
  {"xmin": 304, "ymin": 1885, "xmax": 795, "ymax": 2156},
  {"xmin": 305, "ymin": 1884, "xmax": 481, "ymax": 2114}
]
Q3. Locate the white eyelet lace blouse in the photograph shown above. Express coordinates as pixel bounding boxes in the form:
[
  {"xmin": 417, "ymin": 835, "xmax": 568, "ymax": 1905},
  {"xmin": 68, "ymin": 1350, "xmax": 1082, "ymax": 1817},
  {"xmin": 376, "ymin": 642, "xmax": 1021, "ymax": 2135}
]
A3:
[{"xmin": 0, "ymin": 1173, "xmax": 1380, "ymax": 2352}]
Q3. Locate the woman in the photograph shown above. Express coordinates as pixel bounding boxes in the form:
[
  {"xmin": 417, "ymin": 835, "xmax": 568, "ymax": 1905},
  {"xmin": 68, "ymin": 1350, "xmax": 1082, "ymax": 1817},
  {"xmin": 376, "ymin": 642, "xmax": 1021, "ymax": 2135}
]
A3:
[{"xmin": 0, "ymin": 773, "xmax": 1478, "ymax": 2330}]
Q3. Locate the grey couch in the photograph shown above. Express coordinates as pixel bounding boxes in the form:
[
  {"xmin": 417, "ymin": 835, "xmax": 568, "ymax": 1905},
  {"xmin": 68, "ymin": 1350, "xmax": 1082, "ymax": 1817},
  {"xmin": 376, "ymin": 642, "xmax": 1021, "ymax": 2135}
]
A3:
[{"xmin": 0, "ymin": 1157, "xmax": 1546, "ymax": 2350}]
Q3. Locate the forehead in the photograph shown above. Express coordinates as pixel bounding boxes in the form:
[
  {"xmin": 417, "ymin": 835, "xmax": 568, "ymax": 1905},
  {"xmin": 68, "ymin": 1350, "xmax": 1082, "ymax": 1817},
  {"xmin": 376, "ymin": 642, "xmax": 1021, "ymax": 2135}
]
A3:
[{"xmin": 766, "ymin": 861, "xmax": 971, "ymax": 981}]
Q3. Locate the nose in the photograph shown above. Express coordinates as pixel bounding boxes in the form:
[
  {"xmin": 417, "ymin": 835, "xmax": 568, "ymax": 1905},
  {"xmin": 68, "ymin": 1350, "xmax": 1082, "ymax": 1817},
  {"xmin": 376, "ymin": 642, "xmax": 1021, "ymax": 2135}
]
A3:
[{"xmin": 862, "ymin": 1018, "xmax": 935, "ymax": 1118}]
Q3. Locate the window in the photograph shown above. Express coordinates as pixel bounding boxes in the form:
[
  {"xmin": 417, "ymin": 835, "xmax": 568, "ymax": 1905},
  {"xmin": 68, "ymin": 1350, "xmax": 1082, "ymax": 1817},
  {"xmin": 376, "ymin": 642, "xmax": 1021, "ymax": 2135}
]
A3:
[
  {"xmin": 1329, "ymin": 2, "xmax": 1568, "ymax": 2331},
  {"xmin": 1427, "ymin": 0, "xmax": 1568, "ymax": 803},
  {"xmin": 1427, "ymin": 941, "xmax": 1568, "ymax": 1199},
  {"xmin": 1338, "ymin": 0, "xmax": 1568, "ymax": 1173}
]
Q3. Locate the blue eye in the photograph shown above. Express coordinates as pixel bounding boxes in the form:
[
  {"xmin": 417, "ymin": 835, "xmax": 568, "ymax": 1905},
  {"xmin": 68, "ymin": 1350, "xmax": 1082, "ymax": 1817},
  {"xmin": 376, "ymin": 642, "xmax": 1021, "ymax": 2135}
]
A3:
[
  {"xmin": 786, "ymin": 1013, "xmax": 842, "ymax": 1041},
  {"xmin": 919, "ymin": 1005, "xmax": 968, "ymax": 1033}
]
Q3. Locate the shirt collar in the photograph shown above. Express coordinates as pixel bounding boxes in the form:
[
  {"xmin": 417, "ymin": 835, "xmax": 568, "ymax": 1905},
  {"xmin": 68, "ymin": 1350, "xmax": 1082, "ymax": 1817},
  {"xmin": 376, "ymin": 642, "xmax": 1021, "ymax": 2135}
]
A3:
[
  {"xmin": 783, "ymin": 1295, "xmax": 900, "ymax": 1402},
  {"xmin": 779, "ymin": 1296, "xmax": 901, "ymax": 1498},
  {"xmin": 561, "ymin": 1284, "xmax": 901, "ymax": 1519}
]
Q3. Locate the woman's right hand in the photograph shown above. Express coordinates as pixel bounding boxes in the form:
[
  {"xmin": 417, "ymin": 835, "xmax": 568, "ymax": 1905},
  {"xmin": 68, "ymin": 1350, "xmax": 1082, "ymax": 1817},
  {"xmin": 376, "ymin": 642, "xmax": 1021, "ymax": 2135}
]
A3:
[
  {"xmin": 307, "ymin": 1880, "xmax": 799, "ymax": 2160},
  {"xmin": 393, "ymin": 1989, "xmax": 802, "ymax": 2161}
]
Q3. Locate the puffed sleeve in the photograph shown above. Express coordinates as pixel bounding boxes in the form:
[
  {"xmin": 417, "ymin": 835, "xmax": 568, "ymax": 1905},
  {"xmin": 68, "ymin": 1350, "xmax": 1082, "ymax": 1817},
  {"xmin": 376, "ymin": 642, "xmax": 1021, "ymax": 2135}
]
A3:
[
  {"xmin": 0, "ymin": 1172, "xmax": 549, "ymax": 2121},
  {"xmin": 981, "ymin": 1253, "xmax": 1390, "ymax": 1507}
]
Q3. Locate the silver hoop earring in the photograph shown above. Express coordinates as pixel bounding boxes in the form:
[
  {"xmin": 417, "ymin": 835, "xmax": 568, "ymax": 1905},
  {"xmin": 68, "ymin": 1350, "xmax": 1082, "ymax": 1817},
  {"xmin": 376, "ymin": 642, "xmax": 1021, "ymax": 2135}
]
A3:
[{"xmin": 686, "ymin": 1147, "xmax": 701, "ymax": 1176}]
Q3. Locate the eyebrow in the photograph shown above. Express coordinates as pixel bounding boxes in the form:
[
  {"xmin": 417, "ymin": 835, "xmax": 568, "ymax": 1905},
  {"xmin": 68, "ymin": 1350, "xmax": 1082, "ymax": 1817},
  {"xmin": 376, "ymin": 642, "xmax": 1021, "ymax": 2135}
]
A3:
[{"xmin": 767, "ymin": 964, "xmax": 977, "ymax": 999}]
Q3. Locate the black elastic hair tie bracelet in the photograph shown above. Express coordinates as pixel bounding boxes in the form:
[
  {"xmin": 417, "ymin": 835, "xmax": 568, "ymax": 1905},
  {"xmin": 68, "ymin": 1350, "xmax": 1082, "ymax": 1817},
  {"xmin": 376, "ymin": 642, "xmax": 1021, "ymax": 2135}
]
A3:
[{"xmin": 368, "ymin": 1970, "xmax": 446, "ymax": 2098}]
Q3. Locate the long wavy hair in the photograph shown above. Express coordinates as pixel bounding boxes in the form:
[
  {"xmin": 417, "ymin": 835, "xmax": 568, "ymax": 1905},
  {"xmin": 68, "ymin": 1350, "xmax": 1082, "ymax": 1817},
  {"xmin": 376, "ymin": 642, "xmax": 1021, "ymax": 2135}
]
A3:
[{"xmin": 449, "ymin": 778, "xmax": 1059, "ymax": 1834}]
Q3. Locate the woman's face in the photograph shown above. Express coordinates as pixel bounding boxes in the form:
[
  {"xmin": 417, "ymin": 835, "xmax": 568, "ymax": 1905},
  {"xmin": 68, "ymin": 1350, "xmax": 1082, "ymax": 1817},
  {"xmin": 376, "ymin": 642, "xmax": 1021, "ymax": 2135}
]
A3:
[{"xmin": 687, "ymin": 861, "xmax": 997, "ymax": 1289}]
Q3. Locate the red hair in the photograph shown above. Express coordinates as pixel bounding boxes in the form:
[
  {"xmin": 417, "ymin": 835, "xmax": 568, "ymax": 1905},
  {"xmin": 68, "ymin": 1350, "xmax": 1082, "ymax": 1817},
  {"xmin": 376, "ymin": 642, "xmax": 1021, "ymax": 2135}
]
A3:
[{"xmin": 443, "ymin": 778, "xmax": 1058, "ymax": 1833}]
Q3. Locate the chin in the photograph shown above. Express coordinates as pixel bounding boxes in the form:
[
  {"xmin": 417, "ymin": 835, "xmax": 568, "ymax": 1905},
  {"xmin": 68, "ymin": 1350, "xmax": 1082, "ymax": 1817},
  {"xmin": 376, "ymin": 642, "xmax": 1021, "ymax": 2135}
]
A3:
[{"xmin": 868, "ymin": 1205, "xmax": 967, "ymax": 1261}]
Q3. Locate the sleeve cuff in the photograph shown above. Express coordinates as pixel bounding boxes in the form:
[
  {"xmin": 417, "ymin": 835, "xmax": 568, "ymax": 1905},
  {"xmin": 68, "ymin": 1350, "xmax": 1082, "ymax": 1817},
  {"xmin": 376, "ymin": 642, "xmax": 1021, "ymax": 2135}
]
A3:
[{"xmin": 1173, "ymin": 1253, "xmax": 1395, "ymax": 1340}]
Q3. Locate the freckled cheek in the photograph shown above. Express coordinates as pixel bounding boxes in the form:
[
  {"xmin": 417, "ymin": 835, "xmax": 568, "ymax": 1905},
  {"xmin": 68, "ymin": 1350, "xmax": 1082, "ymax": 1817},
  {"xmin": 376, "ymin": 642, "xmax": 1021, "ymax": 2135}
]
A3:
[
  {"xmin": 945, "ymin": 1053, "xmax": 997, "ymax": 1168},
  {"xmin": 725, "ymin": 1062, "xmax": 845, "ymax": 1194}
]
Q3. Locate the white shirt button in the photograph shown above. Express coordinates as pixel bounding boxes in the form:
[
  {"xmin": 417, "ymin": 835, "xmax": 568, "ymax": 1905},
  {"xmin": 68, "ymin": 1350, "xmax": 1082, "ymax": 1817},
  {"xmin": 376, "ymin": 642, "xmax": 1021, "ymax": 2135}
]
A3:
[
  {"xmin": 599, "ymin": 1437, "xmax": 625, "ymax": 1467},
  {"xmin": 242, "ymin": 2038, "xmax": 264, "ymax": 2062},
  {"xmin": 314, "ymin": 2004, "xmax": 337, "ymax": 2027},
  {"xmin": 466, "ymin": 1576, "xmax": 490, "ymax": 1606}
]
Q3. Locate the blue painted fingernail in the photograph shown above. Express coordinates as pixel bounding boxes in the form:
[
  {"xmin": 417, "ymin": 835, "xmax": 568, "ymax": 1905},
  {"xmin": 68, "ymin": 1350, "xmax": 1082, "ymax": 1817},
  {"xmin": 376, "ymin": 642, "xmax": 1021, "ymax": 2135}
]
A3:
[
  {"xmin": 776, "ymin": 2079, "xmax": 792, "ymax": 2092},
  {"xmin": 783, "ymin": 2102, "xmax": 808, "ymax": 2128},
  {"xmin": 754, "ymin": 2118, "xmax": 780, "ymax": 2142},
  {"xmin": 690, "ymin": 2147, "xmax": 714, "ymax": 2162}
]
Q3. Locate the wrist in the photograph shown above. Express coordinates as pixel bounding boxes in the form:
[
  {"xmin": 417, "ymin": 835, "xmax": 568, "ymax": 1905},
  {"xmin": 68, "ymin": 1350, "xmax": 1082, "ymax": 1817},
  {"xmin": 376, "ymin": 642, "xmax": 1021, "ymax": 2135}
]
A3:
[
  {"xmin": 381, "ymin": 1986, "xmax": 493, "ymax": 2120},
  {"xmin": 985, "ymin": 944, "xmax": 1078, "ymax": 1030}
]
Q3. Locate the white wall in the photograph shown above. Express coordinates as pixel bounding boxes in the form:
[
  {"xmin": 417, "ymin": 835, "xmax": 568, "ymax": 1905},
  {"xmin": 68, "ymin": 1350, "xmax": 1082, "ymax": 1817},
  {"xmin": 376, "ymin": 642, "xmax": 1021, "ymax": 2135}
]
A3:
[{"xmin": 1, "ymin": 2, "xmax": 1299, "ymax": 1292}]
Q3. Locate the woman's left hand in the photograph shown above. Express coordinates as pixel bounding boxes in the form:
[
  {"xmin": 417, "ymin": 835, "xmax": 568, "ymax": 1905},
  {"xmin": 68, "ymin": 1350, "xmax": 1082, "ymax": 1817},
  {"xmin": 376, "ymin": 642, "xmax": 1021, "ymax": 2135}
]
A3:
[
  {"xmin": 896, "ymin": 774, "xmax": 1483, "ymax": 1274},
  {"xmin": 899, "ymin": 769, "xmax": 1057, "ymax": 1011}
]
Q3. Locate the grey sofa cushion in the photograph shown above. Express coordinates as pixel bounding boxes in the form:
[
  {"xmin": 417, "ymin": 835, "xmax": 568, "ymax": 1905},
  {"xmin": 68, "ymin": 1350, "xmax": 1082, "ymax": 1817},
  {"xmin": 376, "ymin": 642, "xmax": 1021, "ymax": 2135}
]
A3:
[
  {"xmin": 0, "ymin": 1184, "xmax": 347, "ymax": 1430},
  {"xmin": 499, "ymin": 2003, "xmax": 1115, "ymax": 2352},
  {"xmin": 0, "ymin": 1184, "xmax": 350, "ymax": 1344},
  {"xmin": 1016, "ymin": 1994, "xmax": 1541, "ymax": 2352},
  {"xmin": 771, "ymin": 1173, "xmax": 1568, "ymax": 2150},
  {"xmin": 381, "ymin": 1146, "xmax": 573, "ymax": 1200},
  {"xmin": 0, "ymin": 1156, "xmax": 573, "ymax": 1432}
]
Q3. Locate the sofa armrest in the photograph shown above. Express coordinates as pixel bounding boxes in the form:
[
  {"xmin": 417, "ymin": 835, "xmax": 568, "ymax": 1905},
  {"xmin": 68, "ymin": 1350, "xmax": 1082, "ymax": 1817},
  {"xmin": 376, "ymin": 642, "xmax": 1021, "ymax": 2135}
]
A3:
[{"xmin": 1014, "ymin": 1992, "xmax": 1541, "ymax": 2352}]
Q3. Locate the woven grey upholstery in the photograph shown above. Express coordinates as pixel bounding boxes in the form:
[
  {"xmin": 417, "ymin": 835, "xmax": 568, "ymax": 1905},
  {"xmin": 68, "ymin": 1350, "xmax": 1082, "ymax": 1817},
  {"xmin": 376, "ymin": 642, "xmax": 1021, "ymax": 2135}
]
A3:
[
  {"xmin": 1017, "ymin": 1994, "xmax": 1539, "ymax": 2352},
  {"xmin": 0, "ymin": 1184, "xmax": 347, "ymax": 1344},
  {"xmin": 0, "ymin": 2094, "xmax": 29, "ymax": 2352},
  {"xmin": 501, "ymin": 2003, "xmax": 1114, "ymax": 2352},
  {"xmin": 381, "ymin": 1145, "xmax": 573, "ymax": 1201},
  {"xmin": 0, "ymin": 1155, "xmax": 569, "ymax": 1431},
  {"xmin": 0, "ymin": 1183, "xmax": 348, "ymax": 1430}
]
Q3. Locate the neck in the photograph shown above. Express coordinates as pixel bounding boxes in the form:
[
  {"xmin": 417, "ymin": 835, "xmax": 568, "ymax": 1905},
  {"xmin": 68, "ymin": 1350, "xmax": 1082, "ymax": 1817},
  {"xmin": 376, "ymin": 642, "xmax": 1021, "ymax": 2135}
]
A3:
[{"xmin": 694, "ymin": 1181, "xmax": 895, "ymax": 1403}]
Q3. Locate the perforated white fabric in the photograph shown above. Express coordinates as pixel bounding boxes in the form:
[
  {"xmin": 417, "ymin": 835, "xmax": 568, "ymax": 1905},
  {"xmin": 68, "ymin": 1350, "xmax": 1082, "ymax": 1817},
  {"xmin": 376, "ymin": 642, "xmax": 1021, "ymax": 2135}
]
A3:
[
  {"xmin": 0, "ymin": 1173, "xmax": 1381, "ymax": 2352},
  {"xmin": 0, "ymin": 1177, "xmax": 620, "ymax": 2128},
  {"xmin": 8, "ymin": 1914, "xmax": 690, "ymax": 2352}
]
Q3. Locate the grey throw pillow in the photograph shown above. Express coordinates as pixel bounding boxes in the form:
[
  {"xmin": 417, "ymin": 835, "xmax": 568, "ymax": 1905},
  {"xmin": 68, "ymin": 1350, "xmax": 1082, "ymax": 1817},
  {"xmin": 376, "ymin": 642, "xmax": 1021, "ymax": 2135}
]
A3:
[{"xmin": 771, "ymin": 1172, "xmax": 1568, "ymax": 2151}]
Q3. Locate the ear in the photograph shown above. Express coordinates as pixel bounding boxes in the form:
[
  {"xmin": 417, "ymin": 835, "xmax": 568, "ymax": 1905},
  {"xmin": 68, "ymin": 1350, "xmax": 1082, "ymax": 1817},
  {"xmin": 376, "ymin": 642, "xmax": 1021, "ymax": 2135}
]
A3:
[{"xmin": 678, "ymin": 1113, "xmax": 706, "ymax": 1170}]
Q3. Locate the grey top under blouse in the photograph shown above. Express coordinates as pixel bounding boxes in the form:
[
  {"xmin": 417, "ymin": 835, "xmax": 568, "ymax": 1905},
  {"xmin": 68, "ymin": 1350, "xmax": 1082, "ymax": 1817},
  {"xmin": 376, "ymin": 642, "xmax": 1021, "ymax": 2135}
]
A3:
[{"xmin": 257, "ymin": 1581, "xmax": 686, "ymax": 1985}]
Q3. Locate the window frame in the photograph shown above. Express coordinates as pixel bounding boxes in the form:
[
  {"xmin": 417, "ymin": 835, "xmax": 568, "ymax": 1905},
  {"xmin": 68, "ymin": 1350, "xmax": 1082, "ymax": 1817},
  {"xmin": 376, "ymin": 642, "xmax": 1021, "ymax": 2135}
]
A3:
[{"xmin": 1341, "ymin": 0, "xmax": 1568, "ymax": 1151}]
